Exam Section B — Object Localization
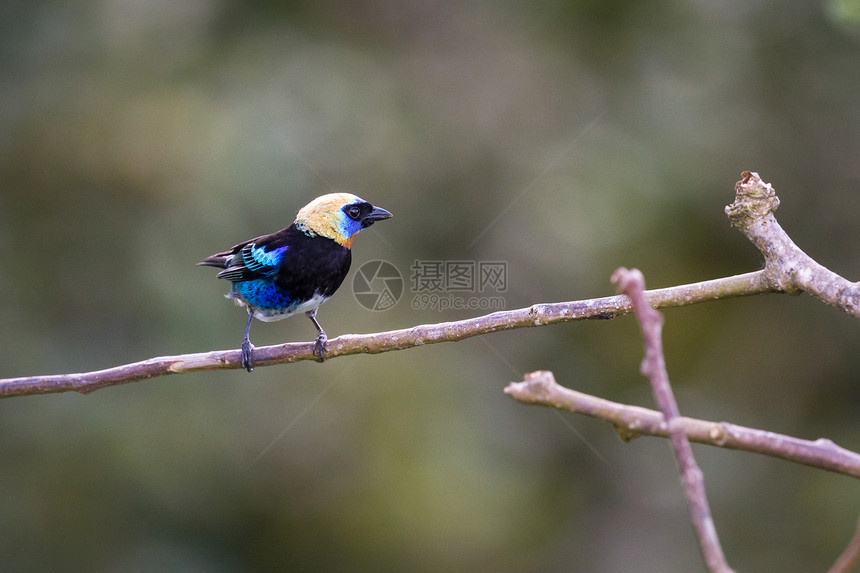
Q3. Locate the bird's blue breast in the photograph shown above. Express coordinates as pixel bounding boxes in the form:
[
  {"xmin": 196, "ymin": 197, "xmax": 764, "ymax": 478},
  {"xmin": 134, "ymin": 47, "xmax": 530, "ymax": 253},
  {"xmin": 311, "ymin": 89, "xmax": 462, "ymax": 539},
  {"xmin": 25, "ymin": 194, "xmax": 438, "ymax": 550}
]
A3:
[
  {"xmin": 229, "ymin": 280, "xmax": 328, "ymax": 321},
  {"xmin": 232, "ymin": 280, "xmax": 293, "ymax": 311}
]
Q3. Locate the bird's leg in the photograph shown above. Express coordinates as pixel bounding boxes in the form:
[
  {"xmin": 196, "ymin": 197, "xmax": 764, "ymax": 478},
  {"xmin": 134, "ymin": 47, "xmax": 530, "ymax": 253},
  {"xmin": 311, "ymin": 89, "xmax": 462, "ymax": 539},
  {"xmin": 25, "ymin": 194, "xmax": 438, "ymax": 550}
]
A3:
[
  {"xmin": 306, "ymin": 309, "xmax": 327, "ymax": 362},
  {"xmin": 241, "ymin": 310, "xmax": 255, "ymax": 372}
]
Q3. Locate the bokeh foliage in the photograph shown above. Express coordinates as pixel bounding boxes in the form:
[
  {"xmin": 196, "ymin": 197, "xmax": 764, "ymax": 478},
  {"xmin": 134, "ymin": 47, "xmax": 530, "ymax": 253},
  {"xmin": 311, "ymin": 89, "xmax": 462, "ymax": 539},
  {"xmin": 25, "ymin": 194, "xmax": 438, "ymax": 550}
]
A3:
[{"xmin": 1, "ymin": 1, "xmax": 859, "ymax": 571}]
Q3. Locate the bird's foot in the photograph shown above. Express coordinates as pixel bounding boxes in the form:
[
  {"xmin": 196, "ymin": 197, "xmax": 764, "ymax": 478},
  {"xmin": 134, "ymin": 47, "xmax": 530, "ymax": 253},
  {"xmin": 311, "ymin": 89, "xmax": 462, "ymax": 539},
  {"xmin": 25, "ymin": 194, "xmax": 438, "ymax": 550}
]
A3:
[
  {"xmin": 241, "ymin": 339, "xmax": 255, "ymax": 372},
  {"xmin": 312, "ymin": 333, "xmax": 327, "ymax": 362}
]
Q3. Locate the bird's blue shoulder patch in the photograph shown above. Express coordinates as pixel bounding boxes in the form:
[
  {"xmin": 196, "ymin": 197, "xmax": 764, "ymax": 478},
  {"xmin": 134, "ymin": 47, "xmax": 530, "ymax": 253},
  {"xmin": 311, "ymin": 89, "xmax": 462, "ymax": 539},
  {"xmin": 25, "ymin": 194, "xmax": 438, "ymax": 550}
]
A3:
[
  {"xmin": 243, "ymin": 244, "xmax": 288, "ymax": 275},
  {"xmin": 216, "ymin": 243, "xmax": 288, "ymax": 282}
]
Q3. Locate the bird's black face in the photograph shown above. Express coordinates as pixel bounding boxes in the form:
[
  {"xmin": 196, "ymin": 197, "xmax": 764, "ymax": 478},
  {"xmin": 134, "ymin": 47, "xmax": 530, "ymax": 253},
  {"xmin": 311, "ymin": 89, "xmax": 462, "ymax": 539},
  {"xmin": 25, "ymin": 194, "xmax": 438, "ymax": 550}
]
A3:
[{"xmin": 343, "ymin": 201, "xmax": 393, "ymax": 229}]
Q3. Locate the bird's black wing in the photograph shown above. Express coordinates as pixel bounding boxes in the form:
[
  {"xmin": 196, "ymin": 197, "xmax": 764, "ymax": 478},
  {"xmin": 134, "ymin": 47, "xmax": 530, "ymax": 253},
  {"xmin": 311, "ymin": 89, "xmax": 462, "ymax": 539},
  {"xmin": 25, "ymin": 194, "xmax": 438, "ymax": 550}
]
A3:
[{"xmin": 198, "ymin": 226, "xmax": 304, "ymax": 282}]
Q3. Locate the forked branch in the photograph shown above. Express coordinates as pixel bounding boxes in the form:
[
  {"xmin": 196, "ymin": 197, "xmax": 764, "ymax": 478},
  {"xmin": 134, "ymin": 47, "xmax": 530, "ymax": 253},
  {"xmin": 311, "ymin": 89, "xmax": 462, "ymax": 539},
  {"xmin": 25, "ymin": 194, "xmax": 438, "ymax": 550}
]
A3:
[
  {"xmin": 0, "ymin": 172, "xmax": 856, "ymax": 399},
  {"xmin": 1, "ymin": 172, "xmax": 858, "ymax": 571}
]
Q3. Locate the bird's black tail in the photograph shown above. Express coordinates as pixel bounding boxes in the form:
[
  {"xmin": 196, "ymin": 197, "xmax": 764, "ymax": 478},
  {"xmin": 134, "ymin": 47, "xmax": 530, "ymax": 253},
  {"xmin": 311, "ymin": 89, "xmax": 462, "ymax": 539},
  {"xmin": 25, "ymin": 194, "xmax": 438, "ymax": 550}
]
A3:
[{"xmin": 197, "ymin": 251, "xmax": 233, "ymax": 269}]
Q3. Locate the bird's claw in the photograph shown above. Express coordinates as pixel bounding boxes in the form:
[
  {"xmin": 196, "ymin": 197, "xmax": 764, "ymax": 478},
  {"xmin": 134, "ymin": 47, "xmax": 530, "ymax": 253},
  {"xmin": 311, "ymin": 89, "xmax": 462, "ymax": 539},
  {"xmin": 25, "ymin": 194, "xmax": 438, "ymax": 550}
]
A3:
[
  {"xmin": 312, "ymin": 333, "xmax": 327, "ymax": 362},
  {"xmin": 241, "ymin": 339, "xmax": 255, "ymax": 372}
]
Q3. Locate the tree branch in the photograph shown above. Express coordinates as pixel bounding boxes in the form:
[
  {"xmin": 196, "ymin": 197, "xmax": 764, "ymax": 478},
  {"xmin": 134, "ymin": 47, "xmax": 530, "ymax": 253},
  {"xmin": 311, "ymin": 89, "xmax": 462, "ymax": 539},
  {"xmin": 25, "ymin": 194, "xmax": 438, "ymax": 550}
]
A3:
[
  {"xmin": 612, "ymin": 268, "xmax": 732, "ymax": 573},
  {"xmin": 829, "ymin": 515, "xmax": 860, "ymax": 573},
  {"xmin": 727, "ymin": 171, "xmax": 860, "ymax": 317},
  {"xmin": 504, "ymin": 371, "xmax": 860, "ymax": 479},
  {"xmin": 501, "ymin": 171, "xmax": 860, "ymax": 572},
  {"xmin": 1, "ymin": 171, "xmax": 856, "ymax": 404},
  {"xmin": 1, "ymin": 173, "xmax": 857, "ymax": 567},
  {"xmin": 0, "ymin": 271, "xmax": 775, "ymax": 398}
]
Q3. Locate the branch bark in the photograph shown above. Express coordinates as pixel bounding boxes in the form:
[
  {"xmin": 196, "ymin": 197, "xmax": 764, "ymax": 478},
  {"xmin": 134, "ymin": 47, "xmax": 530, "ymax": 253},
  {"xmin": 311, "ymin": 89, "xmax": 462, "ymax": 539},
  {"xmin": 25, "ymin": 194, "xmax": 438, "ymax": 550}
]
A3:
[
  {"xmin": 0, "ymin": 271, "xmax": 775, "ymax": 398},
  {"xmin": 1, "ymin": 172, "xmax": 857, "ymax": 568},
  {"xmin": 612, "ymin": 268, "xmax": 732, "ymax": 573},
  {"xmin": 0, "ymin": 172, "xmax": 857, "ymax": 400},
  {"xmin": 727, "ymin": 171, "xmax": 860, "ymax": 317},
  {"xmin": 504, "ymin": 371, "xmax": 860, "ymax": 479}
]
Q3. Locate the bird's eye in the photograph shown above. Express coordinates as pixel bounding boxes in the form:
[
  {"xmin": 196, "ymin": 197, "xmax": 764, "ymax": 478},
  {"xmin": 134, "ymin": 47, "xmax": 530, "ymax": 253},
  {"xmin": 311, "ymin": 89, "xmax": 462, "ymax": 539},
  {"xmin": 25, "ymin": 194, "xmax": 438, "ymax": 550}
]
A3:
[{"xmin": 346, "ymin": 206, "xmax": 362, "ymax": 220}]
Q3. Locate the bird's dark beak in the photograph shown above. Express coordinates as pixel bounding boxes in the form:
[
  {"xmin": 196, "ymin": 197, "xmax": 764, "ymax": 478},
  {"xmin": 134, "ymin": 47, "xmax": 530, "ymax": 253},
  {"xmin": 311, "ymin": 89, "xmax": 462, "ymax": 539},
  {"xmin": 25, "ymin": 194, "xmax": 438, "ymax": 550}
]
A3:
[{"xmin": 361, "ymin": 206, "xmax": 392, "ymax": 227}]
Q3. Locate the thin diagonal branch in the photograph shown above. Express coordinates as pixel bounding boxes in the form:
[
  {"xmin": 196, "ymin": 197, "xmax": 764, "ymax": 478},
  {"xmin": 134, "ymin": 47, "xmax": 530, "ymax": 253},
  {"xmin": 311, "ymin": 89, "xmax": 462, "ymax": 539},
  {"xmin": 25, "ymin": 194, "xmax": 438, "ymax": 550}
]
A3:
[
  {"xmin": 504, "ymin": 371, "xmax": 860, "ymax": 479},
  {"xmin": 612, "ymin": 267, "xmax": 733, "ymax": 573},
  {"xmin": 830, "ymin": 515, "xmax": 860, "ymax": 573}
]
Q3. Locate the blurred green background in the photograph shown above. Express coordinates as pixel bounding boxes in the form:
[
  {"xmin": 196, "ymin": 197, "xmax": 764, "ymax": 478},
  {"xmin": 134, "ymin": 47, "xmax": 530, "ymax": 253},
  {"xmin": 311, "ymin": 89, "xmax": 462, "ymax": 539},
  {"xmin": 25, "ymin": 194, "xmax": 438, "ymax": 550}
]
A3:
[{"xmin": 2, "ymin": 1, "xmax": 860, "ymax": 571}]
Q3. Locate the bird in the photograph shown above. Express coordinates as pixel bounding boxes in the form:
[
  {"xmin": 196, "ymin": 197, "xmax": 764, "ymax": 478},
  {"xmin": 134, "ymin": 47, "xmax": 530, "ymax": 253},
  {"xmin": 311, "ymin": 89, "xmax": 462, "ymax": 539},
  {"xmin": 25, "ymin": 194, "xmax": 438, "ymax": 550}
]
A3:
[{"xmin": 199, "ymin": 193, "xmax": 392, "ymax": 372}]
